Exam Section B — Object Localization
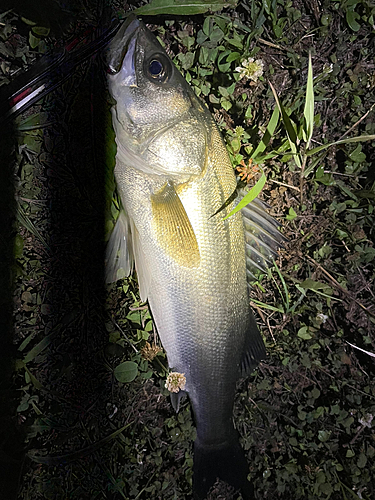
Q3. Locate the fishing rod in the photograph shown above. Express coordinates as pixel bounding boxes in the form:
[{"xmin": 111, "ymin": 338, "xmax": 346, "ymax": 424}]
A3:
[{"xmin": 0, "ymin": 16, "xmax": 122, "ymax": 123}]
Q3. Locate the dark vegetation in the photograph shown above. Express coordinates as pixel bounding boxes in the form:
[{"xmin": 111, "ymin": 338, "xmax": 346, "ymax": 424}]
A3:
[{"xmin": 0, "ymin": 0, "xmax": 374, "ymax": 499}]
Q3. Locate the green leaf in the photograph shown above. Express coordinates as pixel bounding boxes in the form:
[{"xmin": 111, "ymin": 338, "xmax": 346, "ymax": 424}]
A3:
[
  {"xmin": 222, "ymin": 173, "xmax": 266, "ymax": 220},
  {"xmin": 203, "ymin": 16, "xmax": 213, "ymax": 36},
  {"xmin": 252, "ymin": 106, "xmax": 280, "ymax": 160},
  {"xmin": 134, "ymin": 0, "xmax": 237, "ymax": 15},
  {"xmin": 250, "ymin": 301, "xmax": 284, "ymax": 313},
  {"xmin": 177, "ymin": 51, "xmax": 195, "ymax": 69},
  {"xmin": 23, "ymin": 330, "xmax": 59, "ymax": 364},
  {"xmin": 196, "ymin": 29, "xmax": 208, "ymax": 45},
  {"xmin": 270, "ymin": 261, "xmax": 290, "ymax": 312},
  {"xmin": 29, "ymin": 31, "xmax": 40, "ymax": 49},
  {"xmin": 21, "ymin": 134, "xmax": 42, "ymax": 153},
  {"xmin": 220, "ymin": 98, "xmax": 232, "ymax": 111},
  {"xmin": 318, "ymin": 430, "xmax": 331, "ymax": 442},
  {"xmin": 349, "ymin": 144, "xmax": 366, "ymax": 162},
  {"xmin": 210, "ymin": 26, "xmax": 224, "ymax": 43},
  {"xmin": 269, "ymin": 81, "xmax": 302, "ymax": 168},
  {"xmin": 303, "ymin": 52, "xmax": 314, "ymax": 148},
  {"xmin": 230, "ymin": 137, "xmax": 241, "ymax": 153},
  {"xmin": 346, "ymin": 9, "xmax": 361, "ymax": 32},
  {"xmin": 218, "ymin": 85, "xmax": 229, "ymax": 98},
  {"xmin": 24, "ymin": 367, "xmax": 43, "ymax": 390},
  {"xmin": 225, "ymin": 32, "xmax": 243, "ymax": 49},
  {"xmin": 21, "ymin": 16, "xmax": 37, "ymax": 26},
  {"xmin": 357, "ymin": 452, "xmax": 367, "ymax": 468},
  {"xmin": 18, "ymin": 332, "xmax": 36, "ymax": 353},
  {"xmin": 114, "ymin": 361, "xmax": 138, "ymax": 383},
  {"xmin": 14, "ymin": 234, "xmax": 24, "ymax": 258},
  {"xmin": 297, "ymin": 326, "xmax": 312, "ymax": 340},
  {"xmin": 286, "ymin": 207, "xmax": 297, "ymax": 221},
  {"xmin": 217, "ymin": 49, "xmax": 233, "ymax": 72},
  {"xmin": 244, "ymin": 105, "xmax": 252, "ymax": 120},
  {"xmin": 32, "ymin": 26, "xmax": 50, "ymax": 37},
  {"xmin": 209, "ymin": 93, "xmax": 220, "ymax": 104},
  {"xmin": 299, "ymin": 278, "xmax": 332, "ymax": 295},
  {"xmin": 226, "ymin": 51, "xmax": 241, "ymax": 63}
]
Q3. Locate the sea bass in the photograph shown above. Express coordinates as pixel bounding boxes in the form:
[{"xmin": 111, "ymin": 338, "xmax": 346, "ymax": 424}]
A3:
[{"xmin": 105, "ymin": 17, "xmax": 283, "ymax": 499}]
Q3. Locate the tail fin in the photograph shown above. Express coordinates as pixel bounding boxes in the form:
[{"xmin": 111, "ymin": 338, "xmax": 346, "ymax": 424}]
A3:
[{"xmin": 193, "ymin": 436, "xmax": 254, "ymax": 500}]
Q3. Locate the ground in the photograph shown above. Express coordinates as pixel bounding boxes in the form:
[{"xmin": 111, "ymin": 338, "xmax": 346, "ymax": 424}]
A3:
[{"xmin": 0, "ymin": 1, "xmax": 374, "ymax": 499}]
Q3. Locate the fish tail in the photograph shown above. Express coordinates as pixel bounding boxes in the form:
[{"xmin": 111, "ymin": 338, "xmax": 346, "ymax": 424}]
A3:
[{"xmin": 193, "ymin": 435, "xmax": 254, "ymax": 500}]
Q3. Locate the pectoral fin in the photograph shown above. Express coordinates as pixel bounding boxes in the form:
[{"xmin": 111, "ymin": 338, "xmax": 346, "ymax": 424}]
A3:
[
  {"xmin": 151, "ymin": 181, "xmax": 200, "ymax": 268},
  {"xmin": 105, "ymin": 209, "xmax": 151, "ymax": 302},
  {"xmin": 131, "ymin": 220, "xmax": 151, "ymax": 302},
  {"xmin": 105, "ymin": 208, "xmax": 133, "ymax": 283}
]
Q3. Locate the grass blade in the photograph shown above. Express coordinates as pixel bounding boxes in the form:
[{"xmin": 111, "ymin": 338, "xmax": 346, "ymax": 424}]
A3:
[
  {"xmin": 306, "ymin": 135, "xmax": 375, "ymax": 156},
  {"xmin": 23, "ymin": 330, "xmax": 60, "ymax": 364},
  {"xmin": 269, "ymin": 81, "xmax": 302, "ymax": 168},
  {"xmin": 28, "ymin": 422, "xmax": 134, "ymax": 465},
  {"xmin": 15, "ymin": 204, "xmax": 50, "ymax": 251},
  {"xmin": 303, "ymin": 52, "xmax": 314, "ymax": 149},
  {"xmin": 272, "ymin": 260, "xmax": 290, "ymax": 311},
  {"xmin": 252, "ymin": 106, "xmax": 280, "ymax": 160},
  {"xmin": 303, "ymin": 153, "xmax": 324, "ymax": 178},
  {"xmin": 222, "ymin": 172, "xmax": 266, "ymax": 220},
  {"xmin": 134, "ymin": 0, "xmax": 237, "ymax": 15},
  {"xmin": 251, "ymin": 299, "xmax": 284, "ymax": 313}
]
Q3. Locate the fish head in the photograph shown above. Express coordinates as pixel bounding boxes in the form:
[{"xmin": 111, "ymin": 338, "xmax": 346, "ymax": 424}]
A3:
[{"xmin": 106, "ymin": 17, "xmax": 208, "ymax": 178}]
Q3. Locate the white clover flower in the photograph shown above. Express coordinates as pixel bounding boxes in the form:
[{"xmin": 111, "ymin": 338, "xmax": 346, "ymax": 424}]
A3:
[
  {"xmin": 317, "ymin": 313, "xmax": 328, "ymax": 324},
  {"xmin": 165, "ymin": 372, "xmax": 186, "ymax": 393},
  {"xmin": 359, "ymin": 414, "xmax": 373, "ymax": 428},
  {"xmin": 235, "ymin": 58, "xmax": 264, "ymax": 82}
]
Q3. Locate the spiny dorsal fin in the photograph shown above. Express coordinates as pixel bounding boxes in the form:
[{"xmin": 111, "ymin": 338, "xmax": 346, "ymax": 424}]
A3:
[
  {"xmin": 241, "ymin": 195, "xmax": 286, "ymax": 282},
  {"xmin": 151, "ymin": 180, "xmax": 200, "ymax": 268}
]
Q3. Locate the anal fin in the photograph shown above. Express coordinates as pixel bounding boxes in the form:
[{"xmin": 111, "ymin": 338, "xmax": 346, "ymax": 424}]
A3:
[
  {"xmin": 170, "ymin": 390, "xmax": 188, "ymax": 413},
  {"xmin": 240, "ymin": 313, "xmax": 266, "ymax": 376}
]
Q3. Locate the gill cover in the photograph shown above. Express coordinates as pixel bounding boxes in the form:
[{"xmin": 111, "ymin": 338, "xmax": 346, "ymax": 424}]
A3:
[
  {"xmin": 106, "ymin": 17, "xmax": 190, "ymax": 129},
  {"xmin": 106, "ymin": 17, "xmax": 208, "ymax": 178}
]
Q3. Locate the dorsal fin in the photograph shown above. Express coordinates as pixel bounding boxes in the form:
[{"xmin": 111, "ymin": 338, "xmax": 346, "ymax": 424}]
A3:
[{"xmin": 241, "ymin": 196, "xmax": 286, "ymax": 283}]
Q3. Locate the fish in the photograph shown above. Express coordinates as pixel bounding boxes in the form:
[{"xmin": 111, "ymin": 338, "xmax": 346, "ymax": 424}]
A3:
[{"xmin": 105, "ymin": 17, "xmax": 284, "ymax": 499}]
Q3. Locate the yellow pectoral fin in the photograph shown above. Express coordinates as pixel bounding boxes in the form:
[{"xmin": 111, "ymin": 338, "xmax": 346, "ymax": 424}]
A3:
[{"xmin": 151, "ymin": 181, "xmax": 200, "ymax": 268}]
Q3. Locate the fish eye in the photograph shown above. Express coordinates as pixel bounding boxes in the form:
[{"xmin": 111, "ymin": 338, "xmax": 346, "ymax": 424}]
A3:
[
  {"xmin": 145, "ymin": 54, "xmax": 171, "ymax": 83},
  {"xmin": 149, "ymin": 59, "xmax": 163, "ymax": 77}
]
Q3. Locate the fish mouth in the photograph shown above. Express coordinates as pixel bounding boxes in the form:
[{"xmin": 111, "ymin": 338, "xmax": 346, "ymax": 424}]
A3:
[{"xmin": 105, "ymin": 16, "xmax": 141, "ymax": 80}]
